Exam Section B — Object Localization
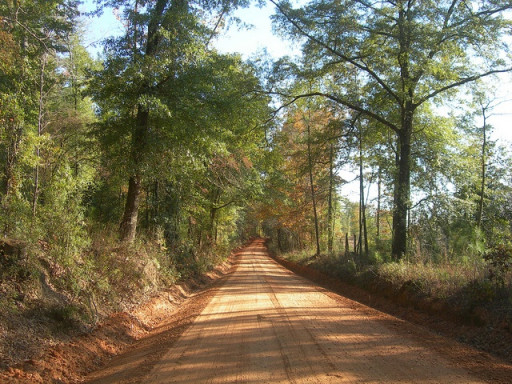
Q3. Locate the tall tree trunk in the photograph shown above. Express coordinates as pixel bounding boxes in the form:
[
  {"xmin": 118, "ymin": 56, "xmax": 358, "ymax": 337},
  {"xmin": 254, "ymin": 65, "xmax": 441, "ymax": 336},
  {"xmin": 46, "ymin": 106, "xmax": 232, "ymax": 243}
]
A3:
[
  {"xmin": 209, "ymin": 188, "xmax": 221, "ymax": 246},
  {"xmin": 376, "ymin": 167, "xmax": 381, "ymax": 240},
  {"xmin": 392, "ymin": 108, "xmax": 413, "ymax": 260},
  {"xmin": 359, "ymin": 141, "xmax": 363, "ymax": 260},
  {"xmin": 119, "ymin": 106, "xmax": 148, "ymax": 242},
  {"xmin": 333, "ymin": 191, "xmax": 337, "ymax": 252},
  {"xmin": 154, "ymin": 180, "xmax": 159, "ymax": 221},
  {"xmin": 33, "ymin": 53, "xmax": 47, "ymax": 217},
  {"xmin": 120, "ymin": 174, "xmax": 142, "ymax": 242},
  {"xmin": 477, "ymin": 106, "xmax": 487, "ymax": 228},
  {"xmin": 327, "ymin": 142, "xmax": 334, "ymax": 254},
  {"xmin": 306, "ymin": 122, "xmax": 321, "ymax": 256},
  {"xmin": 145, "ymin": 184, "xmax": 150, "ymax": 229},
  {"xmin": 210, "ymin": 207, "xmax": 217, "ymax": 246},
  {"xmin": 358, "ymin": 129, "xmax": 369, "ymax": 261},
  {"xmin": 4, "ymin": 123, "xmax": 22, "ymax": 198},
  {"xmin": 391, "ymin": 5, "xmax": 415, "ymax": 260}
]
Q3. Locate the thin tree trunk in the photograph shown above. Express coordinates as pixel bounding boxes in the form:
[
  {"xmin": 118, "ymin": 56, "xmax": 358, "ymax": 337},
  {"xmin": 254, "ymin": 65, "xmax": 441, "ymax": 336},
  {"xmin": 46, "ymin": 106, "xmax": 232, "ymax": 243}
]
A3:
[
  {"xmin": 67, "ymin": 38, "xmax": 80, "ymax": 177},
  {"xmin": 214, "ymin": 218, "xmax": 218, "ymax": 244},
  {"xmin": 477, "ymin": 106, "xmax": 487, "ymax": 228},
  {"xmin": 210, "ymin": 207, "xmax": 217, "ymax": 246},
  {"xmin": 359, "ymin": 166, "xmax": 363, "ymax": 259},
  {"xmin": 332, "ymin": 188, "xmax": 337, "ymax": 253},
  {"xmin": 209, "ymin": 188, "xmax": 221, "ymax": 246},
  {"xmin": 33, "ymin": 53, "xmax": 47, "ymax": 217},
  {"xmin": 363, "ymin": 194, "xmax": 369, "ymax": 258},
  {"xmin": 145, "ymin": 184, "xmax": 150, "ymax": 229},
  {"xmin": 377, "ymin": 167, "xmax": 381, "ymax": 240},
  {"xmin": 359, "ymin": 127, "xmax": 369, "ymax": 261},
  {"xmin": 154, "ymin": 180, "xmax": 159, "ymax": 221},
  {"xmin": 4, "ymin": 124, "xmax": 22, "ymax": 197},
  {"xmin": 327, "ymin": 142, "xmax": 334, "ymax": 254},
  {"xmin": 306, "ymin": 122, "xmax": 321, "ymax": 256},
  {"xmin": 4, "ymin": 5, "xmax": 24, "ymax": 199}
]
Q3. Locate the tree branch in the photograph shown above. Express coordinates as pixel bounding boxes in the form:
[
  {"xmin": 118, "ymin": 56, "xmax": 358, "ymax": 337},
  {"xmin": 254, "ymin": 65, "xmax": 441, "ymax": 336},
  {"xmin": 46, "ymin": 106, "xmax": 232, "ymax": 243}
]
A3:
[
  {"xmin": 270, "ymin": 0, "xmax": 401, "ymax": 105},
  {"xmin": 267, "ymin": 90, "xmax": 400, "ymax": 133},
  {"xmin": 417, "ymin": 67, "xmax": 512, "ymax": 106},
  {"xmin": 206, "ymin": 7, "xmax": 228, "ymax": 49},
  {"xmin": 213, "ymin": 200, "xmax": 236, "ymax": 210}
]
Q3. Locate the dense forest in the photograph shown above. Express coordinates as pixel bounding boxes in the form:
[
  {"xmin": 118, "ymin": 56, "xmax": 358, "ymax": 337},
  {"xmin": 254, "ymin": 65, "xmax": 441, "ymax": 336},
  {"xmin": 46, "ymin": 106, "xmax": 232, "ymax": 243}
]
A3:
[{"xmin": 1, "ymin": 0, "xmax": 512, "ymax": 366}]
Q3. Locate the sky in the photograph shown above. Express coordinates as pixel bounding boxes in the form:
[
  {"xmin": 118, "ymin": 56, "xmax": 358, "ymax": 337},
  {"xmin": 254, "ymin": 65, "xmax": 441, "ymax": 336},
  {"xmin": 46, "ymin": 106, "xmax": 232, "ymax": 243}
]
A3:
[{"xmin": 80, "ymin": 2, "xmax": 296, "ymax": 58}]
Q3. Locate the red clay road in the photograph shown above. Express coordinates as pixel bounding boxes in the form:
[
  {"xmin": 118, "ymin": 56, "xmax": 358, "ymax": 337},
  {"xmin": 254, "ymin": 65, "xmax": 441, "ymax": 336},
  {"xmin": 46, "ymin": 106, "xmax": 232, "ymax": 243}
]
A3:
[{"xmin": 86, "ymin": 239, "xmax": 502, "ymax": 383}]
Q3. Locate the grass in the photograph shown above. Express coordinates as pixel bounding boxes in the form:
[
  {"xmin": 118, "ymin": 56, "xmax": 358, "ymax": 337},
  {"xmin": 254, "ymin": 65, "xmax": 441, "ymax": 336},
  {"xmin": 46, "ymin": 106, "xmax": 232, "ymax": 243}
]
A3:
[
  {"xmin": 376, "ymin": 260, "xmax": 488, "ymax": 299},
  {"xmin": 272, "ymin": 241, "xmax": 512, "ymax": 328}
]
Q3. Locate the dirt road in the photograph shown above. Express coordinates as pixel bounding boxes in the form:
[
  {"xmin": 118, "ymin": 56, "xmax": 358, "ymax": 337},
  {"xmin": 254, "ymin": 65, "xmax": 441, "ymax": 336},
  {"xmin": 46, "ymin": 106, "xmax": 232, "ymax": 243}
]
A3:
[{"xmin": 85, "ymin": 239, "xmax": 503, "ymax": 383}]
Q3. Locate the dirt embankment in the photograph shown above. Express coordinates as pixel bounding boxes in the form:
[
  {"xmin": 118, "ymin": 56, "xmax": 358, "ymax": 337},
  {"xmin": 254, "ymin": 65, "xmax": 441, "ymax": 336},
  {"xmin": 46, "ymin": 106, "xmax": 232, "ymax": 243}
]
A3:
[{"xmin": 0, "ymin": 249, "xmax": 240, "ymax": 384}]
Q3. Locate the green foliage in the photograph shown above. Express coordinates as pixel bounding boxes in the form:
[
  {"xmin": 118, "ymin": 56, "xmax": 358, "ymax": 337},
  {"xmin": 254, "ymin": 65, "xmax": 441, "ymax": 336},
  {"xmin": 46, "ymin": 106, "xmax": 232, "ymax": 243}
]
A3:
[
  {"xmin": 90, "ymin": 0, "xmax": 271, "ymax": 244},
  {"xmin": 272, "ymin": 0, "xmax": 512, "ymax": 258}
]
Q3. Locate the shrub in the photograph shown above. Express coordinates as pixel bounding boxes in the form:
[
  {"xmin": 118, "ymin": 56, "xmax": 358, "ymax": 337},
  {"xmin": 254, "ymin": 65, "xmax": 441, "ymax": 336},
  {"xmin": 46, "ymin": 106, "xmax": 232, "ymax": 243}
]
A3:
[{"xmin": 484, "ymin": 242, "xmax": 512, "ymax": 289}]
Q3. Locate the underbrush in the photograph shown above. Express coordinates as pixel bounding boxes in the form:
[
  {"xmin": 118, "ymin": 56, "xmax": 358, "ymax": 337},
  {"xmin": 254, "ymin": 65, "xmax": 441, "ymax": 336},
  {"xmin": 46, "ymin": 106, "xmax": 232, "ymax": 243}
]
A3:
[
  {"xmin": 0, "ymin": 227, "xmax": 236, "ymax": 368},
  {"xmin": 271, "ymin": 242, "xmax": 512, "ymax": 331}
]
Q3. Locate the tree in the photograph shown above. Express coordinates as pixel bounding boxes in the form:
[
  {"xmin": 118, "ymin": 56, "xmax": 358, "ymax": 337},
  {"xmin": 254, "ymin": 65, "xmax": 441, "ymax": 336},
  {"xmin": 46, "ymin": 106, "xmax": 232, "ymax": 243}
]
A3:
[
  {"xmin": 91, "ymin": 0, "xmax": 255, "ymax": 243},
  {"xmin": 469, "ymin": 86, "xmax": 507, "ymax": 230},
  {"xmin": 272, "ymin": 0, "xmax": 512, "ymax": 259},
  {"xmin": 357, "ymin": 117, "xmax": 369, "ymax": 260},
  {"xmin": 452, "ymin": 90, "xmax": 512, "ymax": 245},
  {"xmin": 256, "ymin": 98, "xmax": 348, "ymax": 254},
  {"xmin": 1, "ymin": 0, "xmax": 79, "ymax": 233}
]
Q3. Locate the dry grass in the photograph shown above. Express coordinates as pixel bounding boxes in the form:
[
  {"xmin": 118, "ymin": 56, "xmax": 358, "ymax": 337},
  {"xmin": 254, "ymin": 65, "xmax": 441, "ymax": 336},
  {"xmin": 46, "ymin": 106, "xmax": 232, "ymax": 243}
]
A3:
[
  {"xmin": 376, "ymin": 260, "xmax": 489, "ymax": 299},
  {"xmin": 277, "ymin": 243, "xmax": 512, "ymax": 328}
]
